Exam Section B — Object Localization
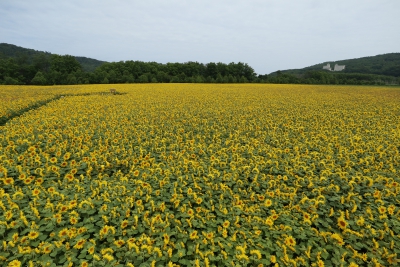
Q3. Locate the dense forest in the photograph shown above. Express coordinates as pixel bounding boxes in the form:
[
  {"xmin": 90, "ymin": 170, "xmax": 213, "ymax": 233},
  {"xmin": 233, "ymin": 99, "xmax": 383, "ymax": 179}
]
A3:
[{"xmin": 1, "ymin": 43, "xmax": 399, "ymax": 85}]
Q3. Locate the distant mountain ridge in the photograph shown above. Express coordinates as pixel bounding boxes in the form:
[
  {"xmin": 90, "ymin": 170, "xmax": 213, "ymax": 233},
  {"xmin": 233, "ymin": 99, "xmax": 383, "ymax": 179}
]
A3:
[
  {"xmin": 0, "ymin": 43, "xmax": 106, "ymax": 72},
  {"xmin": 273, "ymin": 53, "xmax": 400, "ymax": 77}
]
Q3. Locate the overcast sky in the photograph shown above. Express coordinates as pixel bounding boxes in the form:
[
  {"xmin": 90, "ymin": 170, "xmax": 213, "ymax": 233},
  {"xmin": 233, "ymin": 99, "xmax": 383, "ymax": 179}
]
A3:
[{"xmin": 1, "ymin": 0, "xmax": 399, "ymax": 74}]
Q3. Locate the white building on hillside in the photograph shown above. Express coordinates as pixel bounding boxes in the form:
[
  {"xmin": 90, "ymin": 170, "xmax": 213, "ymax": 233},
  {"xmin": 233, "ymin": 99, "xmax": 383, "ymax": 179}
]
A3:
[
  {"xmin": 322, "ymin": 63, "xmax": 346, "ymax": 71},
  {"xmin": 333, "ymin": 64, "xmax": 345, "ymax": 71},
  {"xmin": 322, "ymin": 63, "xmax": 331, "ymax": 71}
]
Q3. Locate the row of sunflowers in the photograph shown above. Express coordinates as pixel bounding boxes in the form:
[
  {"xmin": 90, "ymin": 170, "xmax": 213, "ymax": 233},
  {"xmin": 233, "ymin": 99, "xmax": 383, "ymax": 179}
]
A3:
[{"xmin": 0, "ymin": 84, "xmax": 399, "ymax": 266}]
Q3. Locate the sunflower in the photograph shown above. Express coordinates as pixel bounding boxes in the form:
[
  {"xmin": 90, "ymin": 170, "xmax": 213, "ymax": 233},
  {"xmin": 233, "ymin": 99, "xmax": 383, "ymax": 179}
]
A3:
[
  {"xmin": 121, "ymin": 220, "xmax": 129, "ymax": 229},
  {"xmin": 317, "ymin": 260, "xmax": 325, "ymax": 267},
  {"xmin": 159, "ymin": 202, "xmax": 166, "ymax": 211},
  {"xmin": 12, "ymin": 233, "xmax": 18, "ymax": 242},
  {"xmin": 356, "ymin": 216, "xmax": 365, "ymax": 226},
  {"xmin": 222, "ymin": 229, "xmax": 228, "ymax": 238},
  {"xmin": 163, "ymin": 234, "xmax": 170, "ymax": 244},
  {"xmin": 4, "ymin": 178, "xmax": 14, "ymax": 185},
  {"xmin": 264, "ymin": 199, "xmax": 272, "ymax": 207},
  {"xmin": 93, "ymin": 254, "xmax": 101, "ymax": 261},
  {"xmin": 284, "ymin": 235, "xmax": 296, "ymax": 247},
  {"xmin": 361, "ymin": 253, "xmax": 368, "ymax": 261},
  {"xmin": 69, "ymin": 200, "xmax": 78, "ymax": 209},
  {"xmin": 187, "ymin": 209, "xmax": 194, "ymax": 216},
  {"xmin": 47, "ymin": 187, "xmax": 56, "ymax": 193},
  {"xmin": 196, "ymin": 198, "xmax": 203, "ymax": 204},
  {"xmin": 88, "ymin": 246, "xmax": 95, "ymax": 255},
  {"xmin": 337, "ymin": 216, "xmax": 348, "ymax": 230},
  {"xmin": 265, "ymin": 218, "xmax": 274, "ymax": 227},
  {"xmin": 328, "ymin": 208, "xmax": 335, "ymax": 217},
  {"xmin": 43, "ymin": 245, "xmax": 52, "ymax": 254},
  {"xmin": 250, "ymin": 250, "xmax": 262, "ymax": 260},
  {"xmin": 5, "ymin": 211, "xmax": 13, "ymax": 221},
  {"xmin": 60, "ymin": 205, "xmax": 68, "ymax": 213},
  {"xmin": 58, "ymin": 228, "xmax": 68, "ymax": 238},
  {"xmin": 32, "ymin": 189, "xmax": 40, "ymax": 197},
  {"xmin": 189, "ymin": 230, "xmax": 198, "ymax": 239},
  {"xmin": 222, "ymin": 220, "xmax": 230, "ymax": 228},
  {"xmin": 23, "ymin": 178, "xmax": 33, "ymax": 185},
  {"xmin": 70, "ymin": 217, "xmax": 78, "ymax": 225},
  {"xmin": 103, "ymin": 254, "xmax": 114, "ymax": 262},
  {"xmin": 65, "ymin": 174, "xmax": 74, "ymax": 182},
  {"xmin": 35, "ymin": 178, "xmax": 44, "ymax": 185},
  {"xmin": 205, "ymin": 232, "xmax": 214, "ymax": 240},
  {"xmin": 51, "ymin": 166, "xmax": 58, "ymax": 173},
  {"xmin": 378, "ymin": 206, "xmax": 386, "ymax": 214},
  {"xmin": 388, "ymin": 205, "xmax": 395, "ymax": 215},
  {"xmin": 74, "ymin": 239, "xmax": 86, "ymax": 249},
  {"xmin": 28, "ymin": 231, "xmax": 39, "ymax": 240},
  {"xmin": 271, "ymin": 214, "xmax": 279, "ymax": 221},
  {"xmin": 81, "ymin": 262, "xmax": 88, "ymax": 267},
  {"xmin": 50, "ymin": 157, "xmax": 57, "ymax": 164},
  {"xmin": 7, "ymin": 260, "xmax": 21, "ymax": 267},
  {"xmin": 373, "ymin": 190, "xmax": 380, "ymax": 198},
  {"xmin": 68, "ymin": 229, "xmax": 77, "ymax": 239},
  {"xmin": 100, "ymin": 225, "xmax": 109, "ymax": 236},
  {"xmin": 114, "ymin": 239, "xmax": 125, "ymax": 248},
  {"xmin": 254, "ymin": 230, "xmax": 262, "ymax": 236}
]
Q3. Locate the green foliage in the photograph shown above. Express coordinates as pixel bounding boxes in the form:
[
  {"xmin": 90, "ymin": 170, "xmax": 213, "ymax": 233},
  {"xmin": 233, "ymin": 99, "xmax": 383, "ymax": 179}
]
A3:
[
  {"xmin": 264, "ymin": 71, "xmax": 399, "ymax": 85},
  {"xmin": 50, "ymin": 55, "xmax": 82, "ymax": 74},
  {"xmin": 31, "ymin": 71, "xmax": 47, "ymax": 85}
]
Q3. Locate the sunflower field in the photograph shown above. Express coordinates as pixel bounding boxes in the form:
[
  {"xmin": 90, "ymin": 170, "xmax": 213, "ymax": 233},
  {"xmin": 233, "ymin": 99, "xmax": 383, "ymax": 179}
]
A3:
[{"xmin": 0, "ymin": 84, "xmax": 399, "ymax": 267}]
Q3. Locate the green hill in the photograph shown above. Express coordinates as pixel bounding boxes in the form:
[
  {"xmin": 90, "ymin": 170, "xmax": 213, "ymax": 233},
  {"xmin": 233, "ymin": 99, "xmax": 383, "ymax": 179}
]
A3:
[
  {"xmin": 0, "ymin": 43, "xmax": 106, "ymax": 72},
  {"xmin": 274, "ymin": 53, "xmax": 400, "ymax": 77}
]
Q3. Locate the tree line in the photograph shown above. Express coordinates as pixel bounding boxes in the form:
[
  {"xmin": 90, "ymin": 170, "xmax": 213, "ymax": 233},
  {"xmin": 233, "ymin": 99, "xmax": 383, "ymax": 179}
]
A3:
[
  {"xmin": 0, "ymin": 54, "xmax": 260, "ymax": 85},
  {"xmin": 268, "ymin": 71, "xmax": 400, "ymax": 86},
  {"xmin": 1, "ymin": 52, "xmax": 398, "ymax": 85}
]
